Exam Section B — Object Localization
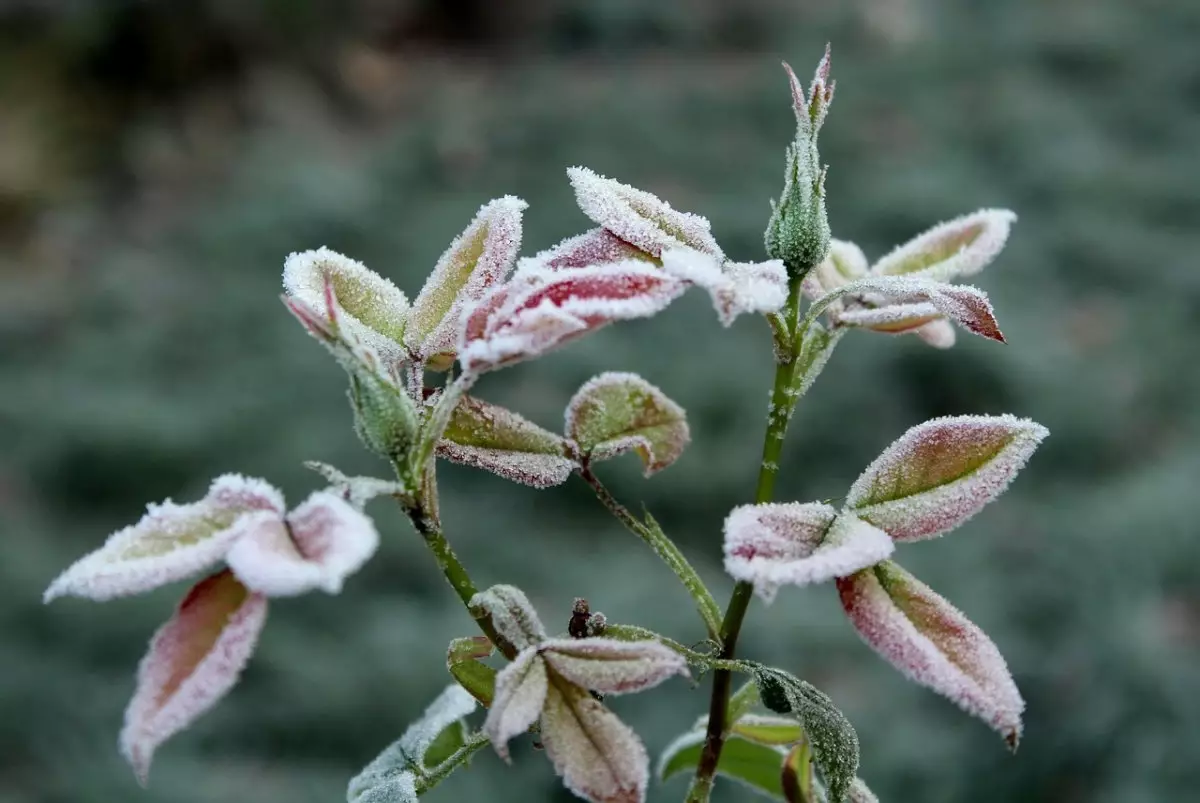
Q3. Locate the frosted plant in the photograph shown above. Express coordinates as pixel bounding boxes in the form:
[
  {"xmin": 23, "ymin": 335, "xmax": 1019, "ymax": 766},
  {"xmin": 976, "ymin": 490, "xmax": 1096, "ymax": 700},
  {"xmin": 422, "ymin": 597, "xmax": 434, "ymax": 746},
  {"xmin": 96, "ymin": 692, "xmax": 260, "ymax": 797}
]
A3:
[{"xmin": 44, "ymin": 46, "xmax": 1049, "ymax": 803}]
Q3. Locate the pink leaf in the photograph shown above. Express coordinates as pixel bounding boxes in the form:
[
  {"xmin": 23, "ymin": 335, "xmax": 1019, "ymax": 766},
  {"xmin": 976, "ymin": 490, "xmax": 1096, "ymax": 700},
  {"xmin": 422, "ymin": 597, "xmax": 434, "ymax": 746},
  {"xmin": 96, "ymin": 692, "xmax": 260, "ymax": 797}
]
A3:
[
  {"xmin": 44, "ymin": 475, "xmax": 284, "ymax": 602},
  {"xmin": 120, "ymin": 569, "xmax": 268, "ymax": 783},
  {"xmin": 871, "ymin": 209, "xmax": 1016, "ymax": 282},
  {"xmin": 831, "ymin": 276, "xmax": 1007, "ymax": 343},
  {"xmin": 406, "ymin": 196, "xmax": 527, "ymax": 368},
  {"xmin": 723, "ymin": 504, "xmax": 894, "ymax": 601},
  {"xmin": 837, "ymin": 561, "xmax": 1023, "ymax": 747},
  {"xmin": 484, "ymin": 647, "xmax": 548, "ymax": 761},
  {"xmin": 846, "ymin": 414, "xmax": 1048, "ymax": 542},
  {"xmin": 567, "ymin": 167, "xmax": 725, "ymax": 260},
  {"xmin": 438, "ymin": 394, "xmax": 576, "ymax": 488},
  {"xmin": 565, "ymin": 372, "xmax": 690, "ymax": 476},
  {"xmin": 661, "ymin": 249, "xmax": 788, "ymax": 326},
  {"xmin": 539, "ymin": 638, "xmax": 689, "ymax": 695},
  {"xmin": 540, "ymin": 683, "xmax": 649, "ymax": 803},
  {"xmin": 524, "ymin": 228, "xmax": 652, "ymax": 271},
  {"xmin": 224, "ymin": 492, "xmax": 379, "ymax": 597}
]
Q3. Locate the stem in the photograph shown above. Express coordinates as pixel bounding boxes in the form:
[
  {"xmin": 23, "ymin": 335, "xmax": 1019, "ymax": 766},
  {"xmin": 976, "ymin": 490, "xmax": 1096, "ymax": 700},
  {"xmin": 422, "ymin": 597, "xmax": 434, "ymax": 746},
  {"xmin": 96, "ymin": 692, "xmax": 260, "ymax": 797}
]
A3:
[
  {"xmin": 417, "ymin": 730, "xmax": 491, "ymax": 793},
  {"xmin": 580, "ymin": 465, "xmax": 724, "ymax": 640}
]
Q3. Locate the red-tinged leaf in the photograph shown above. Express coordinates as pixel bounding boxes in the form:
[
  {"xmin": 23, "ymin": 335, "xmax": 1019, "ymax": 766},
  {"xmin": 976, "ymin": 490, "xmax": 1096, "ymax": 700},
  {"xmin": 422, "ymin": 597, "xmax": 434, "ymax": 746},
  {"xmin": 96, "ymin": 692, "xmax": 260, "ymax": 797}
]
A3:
[
  {"xmin": 785, "ymin": 43, "xmax": 835, "ymax": 135},
  {"xmin": 406, "ymin": 196, "xmax": 527, "ymax": 367},
  {"xmin": 525, "ymin": 227, "xmax": 653, "ymax": 271},
  {"xmin": 224, "ymin": 492, "xmax": 379, "ymax": 597},
  {"xmin": 539, "ymin": 638, "xmax": 689, "ymax": 695},
  {"xmin": 834, "ymin": 302, "xmax": 943, "ymax": 333},
  {"xmin": 438, "ymin": 395, "xmax": 576, "ymax": 488},
  {"xmin": 484, "ymin": 647, "xmax": 548, "ymax": 762},
  {"xmin": 661, "ymin": 249, "xmax": 788, "ymax": 326},
  {"xmin": 44, "ymin": 475, "xmax": 284, "ymax": 602},
  {"xmin": 120, "ymin": 570, "xmax": 267, "ymax": 783},
  {"xmin": 724, "ymin": 504, "xmax": 894, "ymax": 601},
  {"xmin": 837, "ymin": 561, "xmax": 1024, "ymax": 747},
  {"xmin": 832, "ymin": 276, "xmax": 1006, "ymax": 343},
  {"xmin": 871, "ymin": 209, "xmax": 1016, "ymax": 282},
  {"xmin": 567, "ymin": 166, "xmax": 725, "ymax": 260},
  {"xmin": 846, "ymin": 414, "xmax": 1048, "ymax": 542},
  {"xmin": 541, "ymin": 682, "xmax": 649, "ymax": 803},
  {"xmin": 565, "ymin": 372, "xmax": 690, "ymax": 475}
]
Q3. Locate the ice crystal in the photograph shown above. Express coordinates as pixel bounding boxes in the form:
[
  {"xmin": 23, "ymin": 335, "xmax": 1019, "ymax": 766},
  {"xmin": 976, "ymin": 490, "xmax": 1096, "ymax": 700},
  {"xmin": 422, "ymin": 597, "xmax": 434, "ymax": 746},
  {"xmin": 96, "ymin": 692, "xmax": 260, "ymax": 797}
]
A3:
[
  {"xmin": 438, "ymin": 394, "xmax": 576, "ymax": 488},
  {"xmin": 565, "ymin": 371, "xmax": 689, "ymax": 476},
  {"xmin": 660, "ymin": 248, "xmax": 788, "ymax": 326}
]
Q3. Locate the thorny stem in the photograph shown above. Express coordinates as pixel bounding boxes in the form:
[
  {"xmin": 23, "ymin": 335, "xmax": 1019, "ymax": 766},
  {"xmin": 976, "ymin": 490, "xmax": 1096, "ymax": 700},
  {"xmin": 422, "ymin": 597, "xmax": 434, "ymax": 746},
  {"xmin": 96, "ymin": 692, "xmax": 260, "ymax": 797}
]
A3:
[{"xmin": 579, "ymin": 464, "xmax": 724, "ymax": 641}]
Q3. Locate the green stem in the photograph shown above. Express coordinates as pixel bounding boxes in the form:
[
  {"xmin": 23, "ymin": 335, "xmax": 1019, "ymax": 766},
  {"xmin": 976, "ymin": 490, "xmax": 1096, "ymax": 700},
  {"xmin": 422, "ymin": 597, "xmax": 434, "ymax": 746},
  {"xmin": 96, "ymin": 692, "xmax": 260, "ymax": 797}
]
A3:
[
  {"xmin": 580, "ymin": 465, "xmax": 724, "ymax": 641},
  {"xmin": 416, "ymin": 731, "xmax": 492, "ymax": 794}
]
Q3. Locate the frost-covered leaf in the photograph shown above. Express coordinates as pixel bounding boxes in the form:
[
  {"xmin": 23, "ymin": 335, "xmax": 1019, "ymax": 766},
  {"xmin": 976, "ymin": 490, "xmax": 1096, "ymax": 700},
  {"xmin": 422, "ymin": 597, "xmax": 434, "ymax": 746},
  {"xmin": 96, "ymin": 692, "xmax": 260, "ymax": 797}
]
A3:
[
  {"xmin": 303, "ymin": 461, "xmax": 407, "ymax": 509},
  {"xmin": 120, "ymin": 570, "xmax": 267, "ymax": 784},
  {"xmin": 565, "ymin": 372, "xmax": 690, "ymax": 476},
  {"xmin": 801, "ymin": 239, "xmax": 868, "ymax": 302},
  {"xmin": 753, "ymin": 666, "xmax": 859, "ymax": 803},
  {"xmin": 438, "ymin": 395, "xmax": 576, "ymax": 488},
  {"xmin": 484, "ymin": 647, "xmax": 548, "ymax": 761},
  {"xmin": 283, "ymin": 247, "xmax": 409, "ymax": 364},
  {"xmin": 541, "ymin": 682, "xmax": 649, "ymax": 803},
  {"xmin": 539, "ymin": 638, "xmax": 689, "ymax": 695},
  {"xmin": 448, "ymin": 636, "xmax": 498, "ymax": 706},
  {"xmin": 793, "ymin": 321, "xmax": 845, "ymax": 401},
  {"xmin": 724, "ymin": 504, "xmax": 893, "ymax": 601},
  {"xmin": 658, "ymin": 730, "xmax": 786, "ymax": 799},
  {"xmin": 847, "ymin": 778, "xmax": 879, "ymax": 803},
  {"xmin": 225, "ymin": 492, "xmax": 379, "ymax": 597},
  {"xmin": 837, "ymin": 561, "xmax": 1023, "ymax": 747},
  {"xmin": 469, "ymin": 585, "xmax": 547, "ymax": 651},
  {"xmin": 914, "ymin": 318, "xmax": 957, "ymax": 349},
  {"xmin": 661, "ymin": 249, "xmax": 788, "ymax": 326},
  {"xmin": 44, "ymin": 475, "xmax": 283, "ymax": 602},
  {"xmin": 406, "ymin": 196, "xmax": 527, "ymax": 368},
  {"xmin": 731, "ymin": 714, "xmax": 805, "ymax": 746},
  {"xmin": 522, "ymin": 228, "xmax": 652, "ymax": 272},
  {"xmin": 567, "ymin": 167, "xmax": 724, "ymax": 260},
  {"xmin": 830, "ymin": 277, "xmax": 1005, "ymax": 343},
  {"xmin": 459, "ymin": 263, "xmax": 687, "ymax": 373},
  {"xmin": 871, "ymin": 209, "xmax": 1016, "ymax": 282},
  {"xmin": 347, "ymin": 770, "xmax": 417, "ymax": 803},
  {"xmin": 846, "ymin": 415, "xmax": 1048, "ymax": 541}
]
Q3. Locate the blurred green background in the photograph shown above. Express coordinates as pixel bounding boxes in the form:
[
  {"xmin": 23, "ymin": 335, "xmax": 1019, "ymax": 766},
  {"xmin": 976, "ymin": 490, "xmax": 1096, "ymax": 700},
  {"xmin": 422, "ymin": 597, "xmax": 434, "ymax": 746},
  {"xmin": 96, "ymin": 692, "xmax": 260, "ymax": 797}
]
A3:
[{"xmin": 3, "ymin": 1, "xmax": 1198, "ymax": 801}]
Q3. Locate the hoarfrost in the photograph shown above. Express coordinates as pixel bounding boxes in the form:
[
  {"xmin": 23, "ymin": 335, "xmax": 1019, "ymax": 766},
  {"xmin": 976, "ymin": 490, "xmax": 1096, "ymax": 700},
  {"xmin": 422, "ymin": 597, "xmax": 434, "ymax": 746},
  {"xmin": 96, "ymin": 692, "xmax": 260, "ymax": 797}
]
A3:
[
  {"xmin": 438, "ymin": 394, "xmax": 576, "ymax": 488},
  {"xmin": 485, "ymin": 647, "xmax": 549, "ymax": 761},
  {"xmin": 540, "ymin": 683, "xmax": 649, "ymax": 803},
  {"xmin": 539, "ymin": 638, "xmax": 689, "ymax": 695},
  {"xmin": 831, "ymin": 276, "xmax": 1006, "ymax": 343},
  {"xmin": 871, "ymin": 209, "xmax": 1016, "ymax": 282},
  {"xmin": 660, "ymin": 248, "xmax": 787, "ymax": 326},
  {"xmin": 522, "ymin": 227, "xmax": 651, "ymax": 272},
  {"xmin": 469, "ymin": 585, "xmax": 548, "ymax": 651},
  {"xmin": 565, "ymin": 371, "xmax": 690, "ymax": 475}
]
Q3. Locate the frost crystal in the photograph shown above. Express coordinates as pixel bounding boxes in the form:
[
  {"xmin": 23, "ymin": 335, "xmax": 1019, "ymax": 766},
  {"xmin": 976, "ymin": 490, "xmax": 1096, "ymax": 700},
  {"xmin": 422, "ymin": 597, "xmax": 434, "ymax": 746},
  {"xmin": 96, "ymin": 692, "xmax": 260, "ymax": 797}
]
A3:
[
  {"xmin": 837, "ymin": 561, "xmax": 1024, "ymax": 747},
  {"xmin": 120, "ymin": 570, "xmax": 268, "ymax": 784},
  {"xmin": 283, "ymin": 247, "xmax": 410, "ymax": 365},
  {"xmin": 846, "ymin": 414, "xmax": 1049, "ymax": 541},
  {"xmin": 438, "ymin": 394, "xmax": 576, "ymax": 488},
  {"xmin": 522, "ymin": 227, "xmax": 652, "ymax": 272},
  {"xmin": 567, "ymin": 166, "xmax": 725, "ymax": 260},
  {"xmin": 872, "ymin": 209, "xmax": 1016, "ymax": 282},
  {"xmin": 723, "ymin": 504, "xmax": 893, "ymax": 602},
  {"xmin": 565, "ymin": 372, "xmax": 690, "ymax": 475},
  {"xmin": 660, "ymin": 248, "xmax": 788, "ymax": 326}
]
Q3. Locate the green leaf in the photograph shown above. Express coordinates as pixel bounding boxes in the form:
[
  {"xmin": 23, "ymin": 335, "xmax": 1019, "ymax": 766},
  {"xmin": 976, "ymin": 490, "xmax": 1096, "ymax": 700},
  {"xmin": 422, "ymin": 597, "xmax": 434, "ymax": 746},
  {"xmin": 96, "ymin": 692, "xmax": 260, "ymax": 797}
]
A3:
[
  {"xmin": 659, "ymin": 731, "xmax": 786, "ymax": 798},
  {"xmin": 793, "ymin": 321, "xmax": 844, "ymax": 401},
  {"xmin": 753, "ymin": 666, "xmax": 859, "ymax": 803},
  {"xmin": 422, "ymin": 720, "xmax": 468, "ymax": 769},
  {"xmin": 438, "ymin": 395, "xmax": 576, "ymax": 488},
  {"xmin": 781, "ymin": 738, "xmax": 816, "ymax": 803},
  {"xmin": 732, "ymin": 715, "xmax": 805, "ymax": 746},
  {"xmin": 566, "ymin": 372, "xmax": 690, "ymax": 476},
  {"xmin": 447, "ymin": 636, "xmax": 497, "ymax": 707}
]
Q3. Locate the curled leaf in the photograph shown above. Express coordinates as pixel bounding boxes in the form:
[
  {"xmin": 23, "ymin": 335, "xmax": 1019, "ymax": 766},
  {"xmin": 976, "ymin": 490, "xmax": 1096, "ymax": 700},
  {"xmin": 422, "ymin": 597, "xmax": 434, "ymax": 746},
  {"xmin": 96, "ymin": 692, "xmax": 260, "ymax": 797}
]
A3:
[
  {"xmin": 871, "ymin": 209, "xmax": 1016, "ymax": 282},
  {"xmin": 484, "ymin": 647, "xmax": 548, "ymax": 761},
  {"xmin": 469, "ymin": 585, "xmax": 547, "ymax": 651},
  {"xmin": 568, "ymin": 166, "xmax": 724, "ymax": 260},
  {"xmin": 406, "ymin": 196, "xmax": 527, "ymax": 368},
  {"xmin": 566, "ymin": 372, "xmax": 690, "ymax": 475},
  {"xmin": 438, "ymin": 395, "xmax": 576, "ymax": 488},
  {"xmin": 724, "ymin": 504, "xmax": 893, "ymax": 601},
  {"xmin": 44, "ymin": 475, "xmax": 283, "ymax": 602},
  {"xmin": 846, "ymin": 414, "xmax": 1048, "ymax": 542},
  {"xmin": 120, "ymin": 570, "xmax": 268, "ymax": 784},
  {"xmin": 837, "ymin": 561, "xmax": 1023, "ymax": 748},
  {"xmin": 541, "ymin": 682, "xmax": 649, "ymax": 803},
  {"xmin": 539, "ymin": 638, "xmax": 689, "ymax": 695},
  {"xmin": 661, "ymin": 249, "xmax": 788, "ymax": 326}
]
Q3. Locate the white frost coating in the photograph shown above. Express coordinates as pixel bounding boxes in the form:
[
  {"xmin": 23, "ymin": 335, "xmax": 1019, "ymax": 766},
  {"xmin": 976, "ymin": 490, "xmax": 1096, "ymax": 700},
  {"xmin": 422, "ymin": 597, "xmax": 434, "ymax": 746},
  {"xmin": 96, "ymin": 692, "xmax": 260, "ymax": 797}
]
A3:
[
  {"xmin": 661, "ymin": 249, "xmax": 787, "ymax": 326},
  {"xmin": 848, "ymin": 777, "xmax": 880, "ymax": 803},
  {"xmin": 521, "ymin": 227, "xmax": 649, "ymax": 273},
  {"xmin": 837, "ymin": 563, "xmax": 1024, "ymax": 746},
  {"xmin": 723, "ymin": 504, "xmax": 893, "ymax": 601},
  {"xmin": 437, "ymin": 442, "xmax": 577, "ymax": 488},
  {"xmin": 225, "ymin": 492, "xmax": 380, "ymax": 596},
  {"xmin": 406, "ymin": 196, "xmax": 527, "ymax": 363},
  {"xmin": 120, "ymin": 570, "xmax": 268, "ymax": 783},
  {"xmin": 469, "ymin": 585, "xmax": 548, "ymax": 651},
  {"xmin": 846, "ymin": 414, "xmax": 1048, "ymax": 542},
  {"xmin": 540, "ymin": 684, "xmax": 650, "ymax": 803},
  {"xmin": 801, "ymin": 238, "xmax": 869, "ymax": 303},
  {"xmin": 831, "ymin": 276, "xmax": 1005, "ymax": 343},
  {"xmin": 539, "ymin": 638, "xmax": 689, "ymax": 695},
  {"xmin": 283, "ymin": 247, "xmax": 409, "ymax": 364},
  {"xmin": 44, "ymin": 474, "xmax": 285, "ymax": 602},
  {"xmin": 914, "ymin": 318, "xmax": 957, "ymax": 349},
  {"xmin": 834, "ymin": 302, "xmax": 943, "ymax": 333},
  {"xmin": 348, "ymin": 771, "xmax": 417, "ymax": 803},
  {"xmin": 485, "ymin": 647, "xmax": 549, "ymax": 761},
  {"xmin": 564, "ymin": 371, "xmax": 690, "ymax": 475},
  {"xmin": 871, "ymin": 209, "xmax": 1016, "ymax": 282},
  {"xmin": 567, "ymin": 166, "xmax": 725, "ymax": 260}
]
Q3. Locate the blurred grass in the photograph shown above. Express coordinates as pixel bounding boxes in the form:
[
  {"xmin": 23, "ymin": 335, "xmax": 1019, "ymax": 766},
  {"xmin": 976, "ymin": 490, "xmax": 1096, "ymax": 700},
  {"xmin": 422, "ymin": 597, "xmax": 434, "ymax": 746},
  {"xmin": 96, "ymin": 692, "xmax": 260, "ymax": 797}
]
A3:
[{"xmin": 2, "ymin": 1, "xmax": 1199, "ymax": 801}]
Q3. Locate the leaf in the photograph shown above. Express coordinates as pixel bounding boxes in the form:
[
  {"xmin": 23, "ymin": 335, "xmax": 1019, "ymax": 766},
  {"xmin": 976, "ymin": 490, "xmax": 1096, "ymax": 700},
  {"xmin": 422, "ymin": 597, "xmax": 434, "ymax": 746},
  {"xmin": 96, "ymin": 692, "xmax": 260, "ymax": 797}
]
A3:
[
  {"xmin": 913, "ymin": 318, "xmax": 957, "ymax": 349},
  {"xmin": 44, "ymin": 474, "xmax": 284, "ymax": 602},
  {"xmin": 540, "ymin": 682, "xmax": 649, "ymax": 803},
  {"xmin": 438, "ymin": 394, "xmax": 576, "ymax": 488},
  {"xmin": 447, "ymin": 636, "xmax": 498, "ymax": 707},
  {"xmin": 830, "ymin": 276, "xmax": 1006, "ymax": 343},
  {"xmin": 406, "ymin": 196, "xmax": 527, "ymax": 368},
  {"xmin": 731, "ymin": 714, "xmax": 805, "ymax": 746},
  {"xmin": 801, "ymin": 239, "xmax": 869, "ymax": 301},
  {"xmin": 661, "ymin": 248, "xmax": 788, "ymax": 326},
  {"xmin": 283, "ymin": 247, "xmax": 410, "ymax": 365},
  {"xmin": 224, "ymin": 491, "xmax": 379, "ymax": 597},
  {"xmin": 539, "ymin": 638, "xmax": 689, "ymax": 694},
  {"xmin": 837, "ymin": 561, "xmax": 1024, "ymax": 748},
  {"xmin": 565, "ymin": 372, "xmax": 690, "ymax": 475},
  {"xmin": 793, "ymin": 321, "xmax": 845, "ymax": 401},
  {"xmin": 870, "ymin": 209, "xmax": 1016, "ymax": 282},
  {"xmin": 303, "ymin": 461, "xmax": 407, "ymax": 509},
  {"xmin": 845, "ymin": 414, "xmax": 1049, "ymax": 542},
  {"xmin": 347, "ymin": 770, "xmax": 417, "ymax": 803},
  {"xmin": 658, "ymin": 730, "xmax": 786, "ymax": 799},
  {"xmin": 847, "ymin": 778, "xmax": 880, "ymax": 803},
  {"xmin": 468, "ymin": 584, "xmax": 547, "ymax": 651},
  {"xmin": 523, "ymin": 227, "xmax": 652, "ymax": 271},
  {"xmin": 567, "ymin": 166, "xmax": 725, "ymax": 260},
  {"xmin": 781, "ymin": 738, "xmax": 815, "ymax": 803},
  {"xmin": 753, "ymin": 666, "xmax": 859, "ymax": 803},
  {"xmin": 723, "ymin": 504, "xmax": 894, "ymax": 601},
  {"xmin": 458, "ymin": 263, "xmax": 687, "ymax": 373},
  {"xmin": 120, "ymin": 570, "xmax": 268, "ymax": 784},
  {"xmin": 484, "ymin": 647, "xmax": 548, "ymax": 761}
]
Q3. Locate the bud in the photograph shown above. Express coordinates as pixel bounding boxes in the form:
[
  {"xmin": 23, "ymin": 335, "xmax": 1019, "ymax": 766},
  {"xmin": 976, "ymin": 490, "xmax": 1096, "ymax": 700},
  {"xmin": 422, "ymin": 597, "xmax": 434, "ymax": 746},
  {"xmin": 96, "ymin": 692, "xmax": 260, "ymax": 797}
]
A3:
[{"xmin": 765, "ymin": 47, "xmax": 835, "ymax": 281}]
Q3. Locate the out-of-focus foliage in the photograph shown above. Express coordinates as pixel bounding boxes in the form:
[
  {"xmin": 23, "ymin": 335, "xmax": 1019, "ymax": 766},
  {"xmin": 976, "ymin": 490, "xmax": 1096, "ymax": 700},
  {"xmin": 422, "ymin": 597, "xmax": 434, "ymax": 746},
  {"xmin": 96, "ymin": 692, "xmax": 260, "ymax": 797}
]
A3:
[{"xmin": 2, "ymin": 1, "xmax": 1198, "ymax": 801}]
